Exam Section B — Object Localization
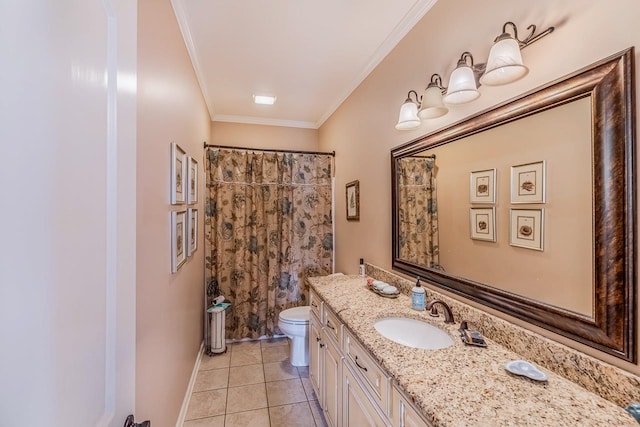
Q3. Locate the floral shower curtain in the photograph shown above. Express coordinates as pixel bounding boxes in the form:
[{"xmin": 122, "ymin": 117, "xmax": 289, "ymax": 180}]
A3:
[
  {"xmin": 205, "ymin": 148, "xmax": 333, "ymax": 340},
  {"xmin": 398, "ymin": 157, "xmax": 439, "ymax": 268}
]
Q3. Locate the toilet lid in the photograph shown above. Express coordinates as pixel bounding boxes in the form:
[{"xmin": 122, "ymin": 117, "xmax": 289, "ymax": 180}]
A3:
[{"xmin": 279, "ymin": 306, "xmax": 310, "ymax": 322}]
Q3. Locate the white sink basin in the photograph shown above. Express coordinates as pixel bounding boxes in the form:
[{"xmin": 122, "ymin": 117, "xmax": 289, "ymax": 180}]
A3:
[{"xmin": 373, "ymin": 317, "xmax": 454, "ymax": 350}]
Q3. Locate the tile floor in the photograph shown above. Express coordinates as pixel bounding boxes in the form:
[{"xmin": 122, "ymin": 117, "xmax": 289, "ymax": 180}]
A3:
[{"xmin": 183, "ymin": 337, "xmax": 328, "ymax": 427}]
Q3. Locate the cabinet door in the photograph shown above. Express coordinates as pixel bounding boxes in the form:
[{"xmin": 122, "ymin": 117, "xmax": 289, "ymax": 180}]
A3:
[
  {"xmin": 323, "ymin": 331, "xmax": 343, "ymax": 427},
  {"xmin": 342, "ymin": 364, "xmax": 389, "ymax": 427},
  {"xmin": 309, "ymin": 313, "xmax": 323, "ymax": 401},
  {"xmin": 390, "ymin": 386, "xmax": 432, "ymax": 427}
]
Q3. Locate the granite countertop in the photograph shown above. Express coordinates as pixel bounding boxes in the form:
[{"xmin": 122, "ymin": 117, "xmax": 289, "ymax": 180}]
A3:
[{"xmin": 307, "ymin": 275, "xmax": 637, "ymax": 427}]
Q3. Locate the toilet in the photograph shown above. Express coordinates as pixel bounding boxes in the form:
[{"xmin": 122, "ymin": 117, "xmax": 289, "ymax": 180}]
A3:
[{"xmin": 278, "ymin": 306, "xmax": 310, "ymax": 367}]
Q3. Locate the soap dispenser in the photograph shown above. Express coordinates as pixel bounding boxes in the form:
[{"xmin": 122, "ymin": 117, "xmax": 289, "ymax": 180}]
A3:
[
  {"xmin": 359, "ymin": 258, "xmax": 365, "ymax": 278},
  {"xmin": 412, "ymin": 277, "xmax": 426, "ymax": 311}
]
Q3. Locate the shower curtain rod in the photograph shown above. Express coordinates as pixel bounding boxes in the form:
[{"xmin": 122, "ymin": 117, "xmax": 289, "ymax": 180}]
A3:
[
  {"xmin": 406, "ymin": 154, "xmax": 436, "ymax": 159},
  {"xmin": 204, "ymin": 142, "xmax": 335, "ymax": 157}
]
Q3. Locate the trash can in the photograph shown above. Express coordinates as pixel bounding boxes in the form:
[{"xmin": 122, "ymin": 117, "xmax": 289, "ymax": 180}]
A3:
[{"xmin": 206, "ymin": 303, "xmax": 231, "ymax": 355}]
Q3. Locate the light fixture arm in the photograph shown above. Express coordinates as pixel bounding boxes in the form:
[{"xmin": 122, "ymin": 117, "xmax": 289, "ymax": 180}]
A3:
[
  {"xmin": 427, "ymin": 73, "xmax": 447, "ymax": 94},
  {"xmin": 404, "ymin": 89, "xmax": 421, "ymax": 105},
  {"xmin": 499, "ymin": 21, "xmax": 555, "ymax": 49},
  {"xmin": 458, "ymin": 52, "xmax": 474, "ymax": 67}
]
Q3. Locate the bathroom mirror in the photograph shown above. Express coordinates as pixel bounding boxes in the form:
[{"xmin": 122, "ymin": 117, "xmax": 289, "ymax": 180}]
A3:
[{"xmin": 391, "ymin": 48, "xmax": 636, "ymax": 362}]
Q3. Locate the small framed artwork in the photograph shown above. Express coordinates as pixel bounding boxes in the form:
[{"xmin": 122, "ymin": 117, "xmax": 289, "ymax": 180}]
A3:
[
  {"xmin": 171, "ymin": 210, "xmax": 187, "ymax": 272},
  {"xmin": 187, "ymin": 208, "xmax": 198, "ymax": 256},
  {"xmin": 470, "ymin": 168, "xmax": 496, "ymax": 204},
  {"xmin": 346, "ymin": 180, "xmax": 360, "ymax": 221},
  {"xmin": 510, "ymin": 161, "xmax": 546, "ymax": 204},
  {"xmin": 469, "ymin": 207, "xmax": 496, "ymax": 242},
  {"xmin": 187, "ymin": 157, "xmax": 198, "ymax": 204},
  {"xmin": 510, "ymin": 208, "xmax": 544, "ymax": 251},
  {"xmin": 171, "ymin": 142, "xmax": 186, "ymax": 205}
]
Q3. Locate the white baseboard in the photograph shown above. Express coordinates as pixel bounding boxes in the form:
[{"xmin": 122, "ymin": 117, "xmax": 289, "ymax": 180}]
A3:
[{"xmin": 175, "ymin": 341, "xmax": 204, "ymax": 427}]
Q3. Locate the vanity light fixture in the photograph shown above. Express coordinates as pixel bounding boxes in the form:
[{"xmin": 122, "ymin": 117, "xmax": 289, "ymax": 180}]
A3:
[
  {"xmin": 480, "ymin": 22, "xmax": 553, "ymax": 86},
  {"xmin": 443, "ymin": 52, "xmax": 481, "ymax": 105},
  {"xmin": 395, "ymin": 20, "xmax": 554, "ymax": 130},
  {"xmin": 418, "ymin": 74, "xmax": 448, "ymax": 119},
  {"xmin": 395, "ymin": 90, "xmax": 421, "ymax": 130},
  {"xmin": 253, "ymin": 94, "xmax": 276, "ymax": 105}
]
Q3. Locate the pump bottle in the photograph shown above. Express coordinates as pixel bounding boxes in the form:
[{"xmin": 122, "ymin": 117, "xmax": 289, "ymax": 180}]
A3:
[{"xmin": 412, "ymin": 277, "xmax": 426, "ymax": 310}]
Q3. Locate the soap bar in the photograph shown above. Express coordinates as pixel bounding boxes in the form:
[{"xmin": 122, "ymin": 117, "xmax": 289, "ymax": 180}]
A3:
[{"xmin": 381, "ymin": 285, "xmax": 398, "ymax": 294}]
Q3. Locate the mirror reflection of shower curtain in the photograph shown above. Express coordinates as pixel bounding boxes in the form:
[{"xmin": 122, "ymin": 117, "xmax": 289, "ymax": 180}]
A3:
[
  {"xmin": 398, "ymin": 157, "xmax": 439, "ymax": 268},
  {"xmin": 204, "ymin": 148, "xmax": 333, "ymax": 342}
]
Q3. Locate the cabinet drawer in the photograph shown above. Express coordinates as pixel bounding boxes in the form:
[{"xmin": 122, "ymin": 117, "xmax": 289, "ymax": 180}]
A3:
[
  {"xmin": 323, "ymin": 305, "xmax": 342, "ymax": 344},
  {"xmin": 310, "ymin": 289, "xmax": 322, "ymax": 319},
  {"xmin": 343, "ymin": 329, "xmax": 390, "ymax": 414}
]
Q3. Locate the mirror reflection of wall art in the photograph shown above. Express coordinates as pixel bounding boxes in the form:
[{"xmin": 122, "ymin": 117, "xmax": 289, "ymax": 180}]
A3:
[
  {"xmin": 469, "ymin": 207, "xmax": 496, "ymax": 242},
  {"xmin": 187, "ymin": 208, "xmax": 198, "ymax": 256},
  {"xmin": 346, "ymin": 180, "xmax": 360, "ymax": 221},
  {"xmin": 470, "ymin": 168, "xmax": 496, "ymax": 203},
  {"xmin": 171, "ymin": 142, "xmax": 186, "ymax": 205},
  {"xmin": 510, "ymin": 208, "xmax": 544, "ymax": 251},
  {"xmin": 171, "ymin": 210, "xmax": 187, "ymax": 273},
  {"xmin": 187, "ymin": 157, "xmax": 198, "ymax": 204},
  {"xmin": 510, "ymin": 161, "xmax": 546, "ymax": 204}
]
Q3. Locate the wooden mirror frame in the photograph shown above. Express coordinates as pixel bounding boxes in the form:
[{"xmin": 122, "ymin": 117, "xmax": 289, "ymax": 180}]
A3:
[{"xmin": 391, "ymin": 48, "xmax": 636, "ymax": 362}]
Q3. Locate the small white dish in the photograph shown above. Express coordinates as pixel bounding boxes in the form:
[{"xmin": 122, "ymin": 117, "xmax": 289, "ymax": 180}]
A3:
[{"xmin": 504, "ymin": 360, "xmax": 548, "ymax": 382}]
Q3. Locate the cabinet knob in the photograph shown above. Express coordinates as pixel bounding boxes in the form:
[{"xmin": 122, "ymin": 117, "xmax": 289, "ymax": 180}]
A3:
[
  {"xmin": 316, "ymin": 337, "xmax": 322, "ymax": 342},
  {"xmin": 319, "ymin": 343, "xmax": 325, "ymax": 348}
]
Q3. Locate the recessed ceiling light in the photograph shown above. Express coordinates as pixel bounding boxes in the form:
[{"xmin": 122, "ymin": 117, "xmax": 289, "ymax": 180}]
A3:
[{"xmin": 253, "ymin": 94, "xmax": 276, "ymax": 105}]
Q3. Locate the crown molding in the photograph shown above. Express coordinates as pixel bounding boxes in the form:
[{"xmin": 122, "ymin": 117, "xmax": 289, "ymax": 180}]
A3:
[
  {"xmin": 213, "ymin": 115, "xmax": 318, "ymax": 129},
  {"xmin": 315, "ymin": 0, "xmax": 439, "ymax": 128},
  {"xmin": 171, "ymin": 0, "xmax": 216, "ymax": 121}
]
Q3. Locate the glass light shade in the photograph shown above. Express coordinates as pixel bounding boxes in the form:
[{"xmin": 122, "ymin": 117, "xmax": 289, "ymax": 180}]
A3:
[
  {"xmin": 418, "ymin": 85, "xmax": 448, "ymax": 119},
  {"xmin": 395, "ymin": 99, "xmax": 420, "ymax": 130},
  {"xmin": 443, "ymin": 66, "xmax": 480, "ymax": 105},
  {"xmin": 480, "ymin": 37, "xmax": 529, "ymax": 86}
]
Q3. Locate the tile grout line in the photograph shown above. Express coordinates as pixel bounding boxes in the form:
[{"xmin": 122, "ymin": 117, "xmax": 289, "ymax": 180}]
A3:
[
  {"xmin": 224, "ymin": 346, "xmax": 231, "ymax": 423},
  {"xmin": 262, "ymin": 343, "xmax": 273, "ymax": 426}
]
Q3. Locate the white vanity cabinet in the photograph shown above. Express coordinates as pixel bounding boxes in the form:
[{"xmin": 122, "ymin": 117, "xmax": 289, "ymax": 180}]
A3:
[
  {"xmin": 310, "ymin": 288, "xmax": 428, "ymax": 427},
  {"xmin": 309, "ymin": 288, "xmax": 343, "ymax": 427},
  {"xmin": 389, "ymin": 385, "xmax": 433, "ymax": 427},
  {"xmin": 322, "ymin": 326, "xmax": 343, "ymax": 427}
]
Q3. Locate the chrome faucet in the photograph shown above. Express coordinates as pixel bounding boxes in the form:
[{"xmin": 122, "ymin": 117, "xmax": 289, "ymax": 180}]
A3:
[{"xmin": 426, "ymin": 300, "xmax": 455, "ymax": 324}]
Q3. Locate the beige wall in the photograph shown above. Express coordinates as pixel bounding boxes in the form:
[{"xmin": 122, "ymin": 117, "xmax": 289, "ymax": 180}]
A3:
[
  {"xmin": 319, "ymin": 0, "xmax": 640, "ymax": 372},
  {"xmin": 137, "ymin": 0, "xmax": 209, "ymax": 424},
  {"xmin": 210, "ymin": 121, "xmax": 319, "ymax": 151}
]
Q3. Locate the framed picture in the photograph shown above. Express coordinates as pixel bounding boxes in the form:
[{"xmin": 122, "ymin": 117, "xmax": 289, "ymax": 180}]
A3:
[
  {"xmin": 171, "ymin": 210, "xmax": 187, "ymax": 272},
  {"xmin": 469, "ymin": 207, "xmax": 496, "ymax": 242},
  {"xmin": 187, "ymin": 208, "xmax": 198, "ymax": 256},
  {"xmin": 510, "ymin": 208, "xmax": 544, "ymax": 251},
  {"xmin": 346, "ymin": 180, "xmax": 360, "ymax": 221},
  {"xmin": 187, "ymin": 157, "xmax": 198, "ymax": 204},
  {"xmin": 470, "ymin": 168, "xmax": 496, "ymax": 204},
  {"xmin": 510, "ymin": 161, "xmax": 546, "ymax": 204},
  {"xmin": 171, "ymin": 142, "xmax": 186, "ymax": 204}
]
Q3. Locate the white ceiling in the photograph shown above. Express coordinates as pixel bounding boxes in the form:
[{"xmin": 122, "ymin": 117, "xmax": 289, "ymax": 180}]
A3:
[{"xmin": 172, "ymin": 0, "xmax": 438, "ymax": 129}]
